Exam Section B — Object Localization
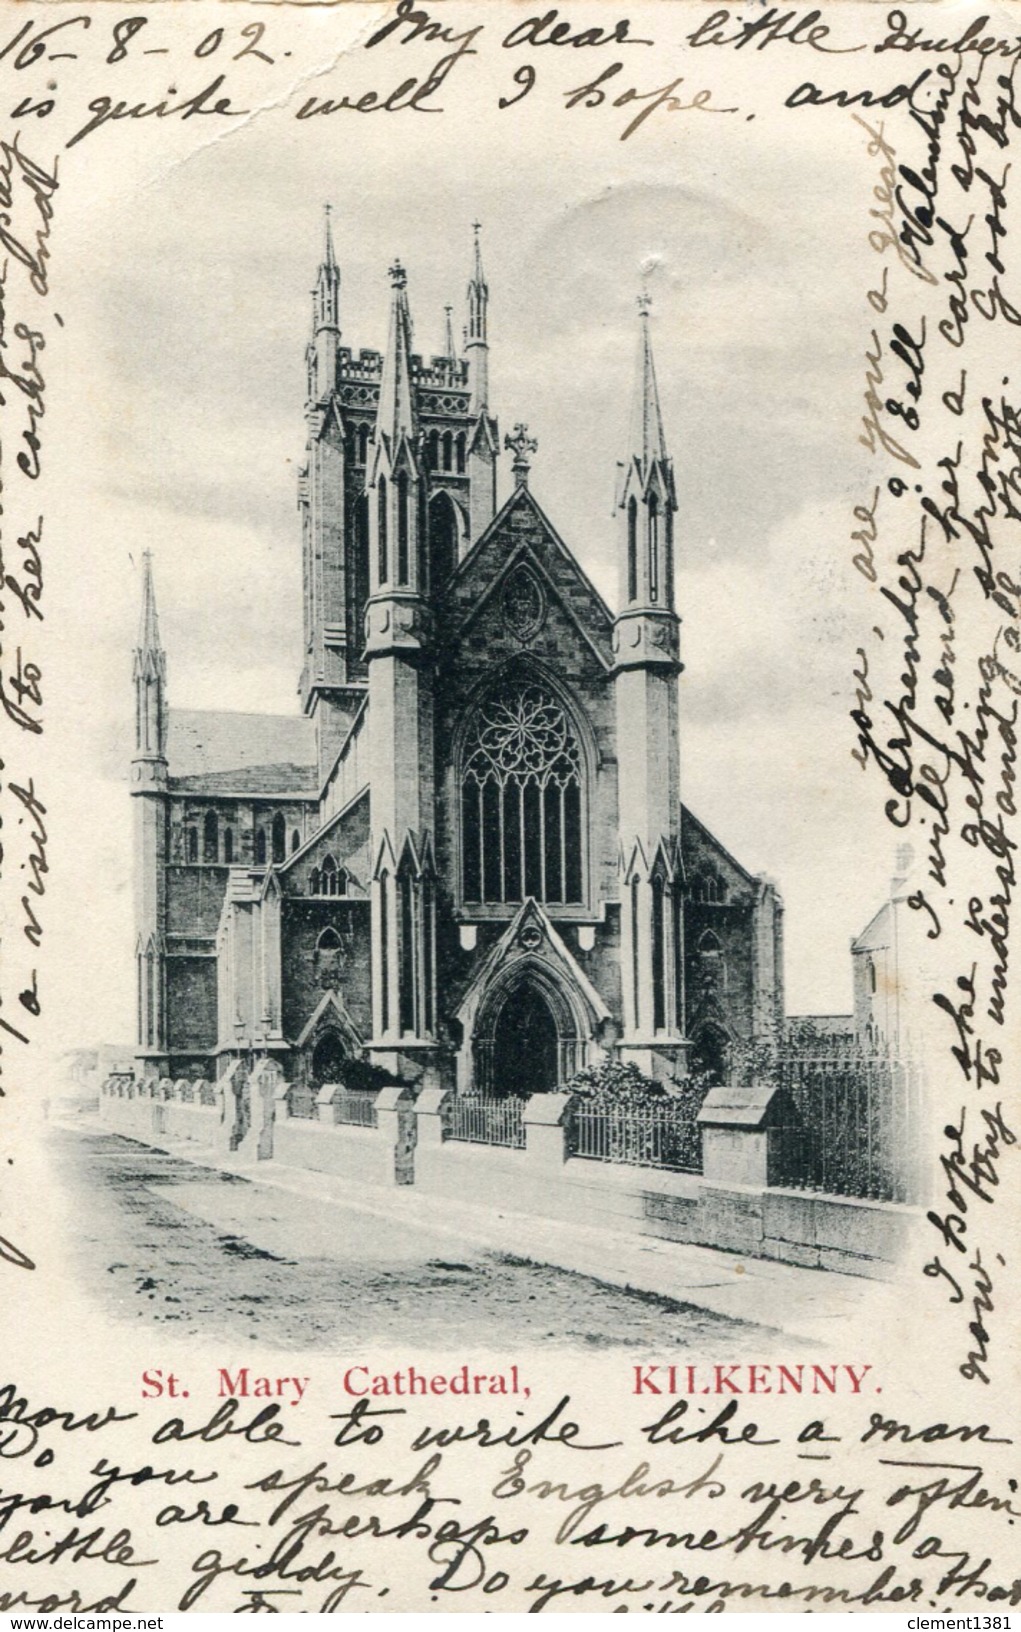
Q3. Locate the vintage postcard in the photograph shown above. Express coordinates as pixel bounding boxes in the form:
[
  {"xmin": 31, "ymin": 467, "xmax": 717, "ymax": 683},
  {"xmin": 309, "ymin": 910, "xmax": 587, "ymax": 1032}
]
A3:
[{"xmin": 0, "ymin": 0, "xmax": 1018, "ymax": 1614}]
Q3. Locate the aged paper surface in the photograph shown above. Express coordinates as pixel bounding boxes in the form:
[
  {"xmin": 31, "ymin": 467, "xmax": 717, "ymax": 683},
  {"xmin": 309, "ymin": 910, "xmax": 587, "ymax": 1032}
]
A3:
[{"xmin": 0, "ymin": 0, "xmax": 1019, "ymax": 1613}]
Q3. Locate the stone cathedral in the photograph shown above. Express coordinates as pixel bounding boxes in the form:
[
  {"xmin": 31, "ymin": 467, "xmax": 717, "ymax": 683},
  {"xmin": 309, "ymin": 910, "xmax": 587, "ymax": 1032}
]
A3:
[{"xmin": 131, "ymin": 220, "xmax": 785, "ymax": 1097}]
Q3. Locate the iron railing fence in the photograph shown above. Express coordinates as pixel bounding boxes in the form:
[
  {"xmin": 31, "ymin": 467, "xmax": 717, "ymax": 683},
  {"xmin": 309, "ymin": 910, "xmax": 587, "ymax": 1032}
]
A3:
[
  {"xmin": 445, "ymin": 1095, "xmax": 527, "ymax": 1149},
  {"xmin": 774, "ymin": 1052, "xmax": 924, "ymax": 1203},
  {"xmin": 331, "ymin": 1088, "xmax": 380, "ymax": 1128},
  {"xmin": 568, "ymin": 1099, "xmax": 703, "ymax": 1173}
]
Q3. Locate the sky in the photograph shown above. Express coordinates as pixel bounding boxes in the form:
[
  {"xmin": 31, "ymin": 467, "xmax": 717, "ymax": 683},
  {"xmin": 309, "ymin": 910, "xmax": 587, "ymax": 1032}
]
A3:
[{"xmin": 37, "ymin": 19, "xmax": 901, "ymax": 1055}]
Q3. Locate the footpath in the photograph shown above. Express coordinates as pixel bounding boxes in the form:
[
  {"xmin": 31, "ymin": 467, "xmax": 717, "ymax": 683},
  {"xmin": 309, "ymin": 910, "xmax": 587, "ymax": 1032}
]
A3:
[{"xmin": 121, "ymin": 1123, "xmax": 876, "ymax": 1346}]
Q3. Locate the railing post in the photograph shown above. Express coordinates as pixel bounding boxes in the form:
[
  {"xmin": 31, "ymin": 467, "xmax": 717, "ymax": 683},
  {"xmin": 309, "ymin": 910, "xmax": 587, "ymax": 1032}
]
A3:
[
  {"xmin": 523, "ymin": 1093, "xmax": 572, "ymax": 1166},
  {"xmin": 414, "ymin": 1087, "xmax": 451, "ymax": 1150},
  {"xmin": 697, "ymin": 1084, "xmax": 792, "ymax": 1187},
  {"xmin": 375, "ymin": 1086, "xmax": 417, "ymax": 1184}
]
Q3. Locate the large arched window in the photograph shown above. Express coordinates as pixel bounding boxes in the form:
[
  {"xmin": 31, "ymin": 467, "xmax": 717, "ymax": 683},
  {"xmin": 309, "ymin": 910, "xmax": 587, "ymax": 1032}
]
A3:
[{"xmin": 461, "ymin": 677, "xmax": 584, "ymax": 906}]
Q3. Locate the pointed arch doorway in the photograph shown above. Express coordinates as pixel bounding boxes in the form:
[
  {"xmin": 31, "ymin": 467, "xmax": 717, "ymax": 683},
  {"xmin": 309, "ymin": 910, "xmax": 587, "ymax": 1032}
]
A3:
[{"xmin": 491, "ymin": 981, "xmax": 559, "ymax": 1097}]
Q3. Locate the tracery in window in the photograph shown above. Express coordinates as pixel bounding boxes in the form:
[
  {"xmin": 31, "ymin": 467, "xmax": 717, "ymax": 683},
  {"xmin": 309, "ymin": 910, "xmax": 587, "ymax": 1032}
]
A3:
[
  {"xmin": 309, "ymin": 856, "xmax": 347, "ymax": 897},
  {"xmin": 695, "ymin": 928, "xmax": 726, "ymax": 1000},
  {"xmin": 693, "ymin": 873, "xmax": 726, "ymax": 905},
  {"xmin": 461, "ymin": 679, "xmax": 583, "ymax": 906}
]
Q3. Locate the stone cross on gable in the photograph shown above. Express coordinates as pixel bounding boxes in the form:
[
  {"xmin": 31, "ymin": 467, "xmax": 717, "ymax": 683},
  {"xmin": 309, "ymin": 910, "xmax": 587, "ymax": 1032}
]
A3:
[{"xmin": 505, "ymin": 423, "xmax": 538, "ymax": 488}]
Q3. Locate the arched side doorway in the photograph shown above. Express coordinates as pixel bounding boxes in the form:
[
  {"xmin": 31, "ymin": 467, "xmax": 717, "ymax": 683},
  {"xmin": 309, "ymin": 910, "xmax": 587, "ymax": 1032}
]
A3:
[
  {"xmin": 310, "ymin": 1029, "xmax": 349, "ymax": 1088},
  {"xmin": 690, "ymin": 1022, "xmax": 731, "ymax": 1085},
  {"xmin": 491, "ymin": 983, "xmax": 559, "ymax": 1097},
  {"xmin": 471, "ymin": 959, "xmax": 586, "ymax": 1096}
]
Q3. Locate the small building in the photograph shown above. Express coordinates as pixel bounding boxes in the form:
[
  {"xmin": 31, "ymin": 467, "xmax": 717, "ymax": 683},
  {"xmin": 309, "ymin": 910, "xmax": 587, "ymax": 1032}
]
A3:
[{"xmin": 850, "ymin": 844, "xmax": 915, "ymax": 1053}]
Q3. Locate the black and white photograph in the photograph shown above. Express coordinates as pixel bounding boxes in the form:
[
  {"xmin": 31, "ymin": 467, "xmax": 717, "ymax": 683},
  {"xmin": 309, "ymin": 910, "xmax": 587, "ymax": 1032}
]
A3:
[{"xmin": 1, "ymin": 0, "xmax": 1017, "ymax": 1613}]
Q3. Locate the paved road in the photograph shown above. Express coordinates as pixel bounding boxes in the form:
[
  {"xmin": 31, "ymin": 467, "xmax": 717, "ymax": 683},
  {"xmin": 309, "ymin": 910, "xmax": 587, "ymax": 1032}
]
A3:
[{"xmin": 51, "ymin": 1129, "xmax": 765, "ymax": 1351}]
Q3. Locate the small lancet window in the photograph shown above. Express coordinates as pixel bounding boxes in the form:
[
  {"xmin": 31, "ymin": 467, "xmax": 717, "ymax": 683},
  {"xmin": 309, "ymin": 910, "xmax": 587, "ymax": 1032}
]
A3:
[
  {"xmin": 358, "ymin": 423, "xmax": 370, "ymax": 465},
  {"xmin": 319, "ymin": 855, "xmax": 347, "ymax": 897},
  {"xmin": 271, "ymin": 813, "xmax": 286, "ymax": 864},
  {"xmin": 255, "ymin": 829, "xmax": 267, "ymax": 866},
  {"xmin": 648, "ymin": 491, "xmax": 660, "ymax": 603},
  {"xmin": 378, "ymin": 476, "xmax": 389, "ymax": 583},
  {"xmin": 223, "ymin": 827, "xmax": 234, "ymax": 864},
  {"xmin": 455, "ymin": 432, "xmax": 466, "ymax": 474},
  {"xmin": 396, "ymin": 471, "xmax": 410, "ymax": 585},
  {"xmin": 291, "ymin": 829, "xmax": 301, "ymax": 854},
  {"xmin": 203, "ymin": 810, "xmax": 218, "ymax": 864},
  {"xmin": 187, "ymin": 826, "xmax": 198, "ymax": 864},
  {"xmin": 651, "ymin": 873, "xmax": 666, "ymax": 1032},
  {"xmin": 627, "ymin": 496, "xmax": 638, "ymax": 603},
  {"xmin": 442, "ymin": 430, "xmax": 453, "ymax": 472}
]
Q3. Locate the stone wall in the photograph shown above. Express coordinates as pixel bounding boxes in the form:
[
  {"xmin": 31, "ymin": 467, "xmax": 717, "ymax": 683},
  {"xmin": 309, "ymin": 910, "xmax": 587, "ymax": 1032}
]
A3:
[{"xmin": 98, "ymin": 1074, "xmax": 916, "ymax": 1279}]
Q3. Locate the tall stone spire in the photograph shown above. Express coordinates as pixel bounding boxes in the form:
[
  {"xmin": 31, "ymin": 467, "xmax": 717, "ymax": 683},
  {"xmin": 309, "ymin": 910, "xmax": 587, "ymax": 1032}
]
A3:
[
  {"xmin": 133, "ymin": 550, "xmax": 166, "ymax": 761},
  {"xmin": 136, "ymin": 548, "xmax": 162, "ymax": 658},
  {"xmin": 628, "ymin": 292, "xmax": 669, "ymax": 475},
  {"xmin": 616, "ymin": 291, "xmax": 677, "ymax": 613},
  {"xmin": 132, "ymin": 549, "xmax": 169, "ymax": 1077},
  {"xmin": 443, "ymin": 302, "xmax": 458, "ymax": 383},
  {"xmin": 465, "ymin": 221, "xmax": 489, "ymax": 412},
  {"xmin": 314, "ymin": 204, "xmax": 340, "ymax": 333},
  {"xmin": 310, "ymin": 205, "xmax": 341, "ymax": 399},
  {"xmin": 465, "ymin": 223, "xmax": 498, "ymax": 542},
  {"xmin": 376, "ymin": 259, "xmax": 417, "ymax": 453}
]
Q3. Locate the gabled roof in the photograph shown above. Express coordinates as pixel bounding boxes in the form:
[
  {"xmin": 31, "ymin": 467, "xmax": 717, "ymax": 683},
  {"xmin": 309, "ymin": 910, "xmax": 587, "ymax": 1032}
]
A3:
[
  {"xmin": 851, "ymin": 901, "xmax": 892, "ymax": 954},
  {"xmin": 453, "ymin": 536, "xmax": 614, "ymax": 673},
  {"xmin": 449, "ymin": 483, "xmax": 614, "ymax": 652},
  {"xmin": 681, "ymin": 805, "xmax": 760, "ymax": 892},
  {"xmin": 454, "ymin": 897, "xmax": 611, "ymax": 1028},
  {"xmin": 167, "ymin": 708, "xmax": 317, "ymax": 796},
  {"xmin": 278, "ymin": 785, "xmax": 369, "ymax": 874}
]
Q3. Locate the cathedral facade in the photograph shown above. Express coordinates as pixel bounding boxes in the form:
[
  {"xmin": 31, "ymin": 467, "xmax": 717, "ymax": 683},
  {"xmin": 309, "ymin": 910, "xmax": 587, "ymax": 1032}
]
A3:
[{"xmin": 132, "ymin": 222, "xmax": 785, "ymax": 1097}]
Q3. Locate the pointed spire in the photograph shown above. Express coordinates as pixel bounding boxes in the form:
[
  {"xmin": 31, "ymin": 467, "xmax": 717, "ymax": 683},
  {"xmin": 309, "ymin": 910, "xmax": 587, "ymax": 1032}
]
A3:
[
  {"xmin": 628, "ymin": 291, "xmax": 668, "ymax": 472},
  {"xmin": 313, "ymin": 204, "xmax": 340, "ymax": 337},
  {"xmin": 376, "ymin": 259, "xmax": 417, "ymax": 450},
  {"xmin": 466, "ymin": 221, "xmax": 489, "ymax": 412},
  {"xmin": 471, "ymin": 219, "xmax": 485, "ymax": 289},
  {"xmin": 137, "ymin": 550, "xmax": 162, "ymax": 654}
]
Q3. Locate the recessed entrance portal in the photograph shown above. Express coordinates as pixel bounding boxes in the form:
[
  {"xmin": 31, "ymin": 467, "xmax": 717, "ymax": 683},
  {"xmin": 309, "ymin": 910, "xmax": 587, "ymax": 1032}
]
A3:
[
  {"xmin": 491, "ymin": 982, "xmax": 559, "ymax": 1097},
  {"xmin": 310, "ymin": 1029, "xmax": 348, "ymax": 1087}
]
